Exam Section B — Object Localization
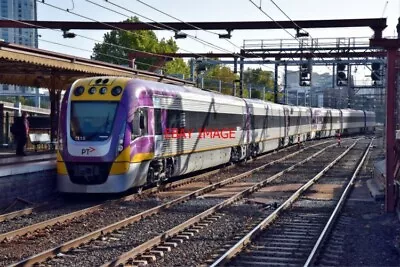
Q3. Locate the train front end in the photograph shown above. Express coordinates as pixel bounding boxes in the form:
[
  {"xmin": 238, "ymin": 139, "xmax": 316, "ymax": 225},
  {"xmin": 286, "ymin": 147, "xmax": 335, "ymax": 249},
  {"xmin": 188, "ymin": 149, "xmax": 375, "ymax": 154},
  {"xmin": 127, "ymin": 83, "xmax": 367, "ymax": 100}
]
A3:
[{"xmin": 57, "ymin": 77, "xmax": 149, "ymax": 193}]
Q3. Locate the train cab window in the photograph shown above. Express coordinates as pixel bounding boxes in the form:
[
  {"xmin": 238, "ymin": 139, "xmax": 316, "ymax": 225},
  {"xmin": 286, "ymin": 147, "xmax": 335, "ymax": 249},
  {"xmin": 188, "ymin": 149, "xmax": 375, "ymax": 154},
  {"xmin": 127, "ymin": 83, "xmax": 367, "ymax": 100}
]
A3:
[{"xmin": 131, "ymin": 108, "xmax": 148, "ymax": 139}]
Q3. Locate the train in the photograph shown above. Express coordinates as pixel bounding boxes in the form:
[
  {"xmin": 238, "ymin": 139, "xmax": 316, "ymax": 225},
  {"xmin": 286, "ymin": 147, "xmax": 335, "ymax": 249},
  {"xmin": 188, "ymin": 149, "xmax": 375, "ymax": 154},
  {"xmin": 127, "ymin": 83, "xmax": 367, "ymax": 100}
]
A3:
[{"xmin": 56, "ymin": 76, "xmax": 375, "ymax": 193}]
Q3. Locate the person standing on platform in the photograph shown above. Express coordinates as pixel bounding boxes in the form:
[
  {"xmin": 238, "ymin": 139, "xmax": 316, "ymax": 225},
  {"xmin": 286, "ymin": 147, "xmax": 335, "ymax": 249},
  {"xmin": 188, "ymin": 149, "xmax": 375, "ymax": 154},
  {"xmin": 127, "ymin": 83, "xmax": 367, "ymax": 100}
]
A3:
[{"xmin": 12, "ymin": 112, "xmax": 29, "ymax": 156}]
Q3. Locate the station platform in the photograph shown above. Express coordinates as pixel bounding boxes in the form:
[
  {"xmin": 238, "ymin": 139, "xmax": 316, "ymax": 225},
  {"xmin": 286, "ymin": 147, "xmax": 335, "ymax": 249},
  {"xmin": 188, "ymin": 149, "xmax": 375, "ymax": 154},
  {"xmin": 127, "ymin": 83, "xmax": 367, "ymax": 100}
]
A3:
[{"xmin": 0, "ymin": 151, "xmax": 57, "ymax": 211}]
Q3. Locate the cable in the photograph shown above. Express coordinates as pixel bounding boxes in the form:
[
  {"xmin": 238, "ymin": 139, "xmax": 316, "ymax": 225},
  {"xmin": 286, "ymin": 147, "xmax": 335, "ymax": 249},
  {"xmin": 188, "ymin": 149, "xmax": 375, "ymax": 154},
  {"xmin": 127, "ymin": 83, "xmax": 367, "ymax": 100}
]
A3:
[
  {"xmin": 0, "ymin": 16, "xmax": 180, "ymax": 73},
  {"xmin": 250, "ymin": 0, "xmax": 332, "ymax": 72},
  {"xmin": 133, "ymin": 0, "xmax": 277, "ymax": 72},
  {"xmin": 38, "ymin": 0, "xmax": 243, "ymax": 70},
  {"xmin": 100, "ymin": 0, "xmax": 247, "ymax": 58}
]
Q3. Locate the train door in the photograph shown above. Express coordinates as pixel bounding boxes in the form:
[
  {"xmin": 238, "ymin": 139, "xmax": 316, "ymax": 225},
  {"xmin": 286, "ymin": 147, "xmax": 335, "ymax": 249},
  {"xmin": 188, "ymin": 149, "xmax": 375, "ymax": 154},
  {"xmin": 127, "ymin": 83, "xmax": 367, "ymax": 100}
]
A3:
[
  {"xmin": 363, "ymin": 110, "xmax": 367, "ymax": 131},
  {"xmin": 284, "ymin": 107, "xmax": 289, "ymax": 144}
]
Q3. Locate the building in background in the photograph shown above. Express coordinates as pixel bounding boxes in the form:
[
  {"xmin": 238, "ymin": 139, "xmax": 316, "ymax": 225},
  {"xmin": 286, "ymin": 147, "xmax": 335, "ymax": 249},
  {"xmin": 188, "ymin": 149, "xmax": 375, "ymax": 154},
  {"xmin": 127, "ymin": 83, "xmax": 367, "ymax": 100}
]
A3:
[
  {"xmin": 0, "ymin": 0, "xmax": 44, "ymax": 106},
  {"xmin": 285, "ymin": 70, "xmax": 357, "ymax": 109}
]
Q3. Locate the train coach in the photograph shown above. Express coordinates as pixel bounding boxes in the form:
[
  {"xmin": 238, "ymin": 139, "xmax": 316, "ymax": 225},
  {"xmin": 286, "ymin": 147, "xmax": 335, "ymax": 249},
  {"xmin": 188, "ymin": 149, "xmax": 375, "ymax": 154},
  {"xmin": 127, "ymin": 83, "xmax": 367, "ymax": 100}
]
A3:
[{"xmin": 56, "ymin": 77, "xmax": 375, "ymax": 193}]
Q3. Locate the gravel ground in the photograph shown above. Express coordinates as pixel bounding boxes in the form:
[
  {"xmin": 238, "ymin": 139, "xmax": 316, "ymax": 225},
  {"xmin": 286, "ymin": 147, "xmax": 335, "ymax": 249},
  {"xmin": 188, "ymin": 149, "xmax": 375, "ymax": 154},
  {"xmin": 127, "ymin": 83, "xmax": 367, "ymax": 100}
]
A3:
[
  {"xmin": 320, "ymin": 137, "xmax": 400, "ymax": 267},
  {"xmin": 149, "ymin": 202, "xmax": 268, "ymax": 267},
  {"xmin": 143, "ymin": 140, "xmax": 366, "ymax": 266},
  {"xmin": 44, "ymin": 198, "xmax": 224, "ymax": 267},
  {"xmin": 0, "ymin": 198, "xmax": 162, "ymax": 266},
  {"xmin": 0, "ymin": 200, "xmax": 101, "ymax": 234},
  {"xmin": 0, "ymin": 139, "xmax": 336, "ymax": 266}
]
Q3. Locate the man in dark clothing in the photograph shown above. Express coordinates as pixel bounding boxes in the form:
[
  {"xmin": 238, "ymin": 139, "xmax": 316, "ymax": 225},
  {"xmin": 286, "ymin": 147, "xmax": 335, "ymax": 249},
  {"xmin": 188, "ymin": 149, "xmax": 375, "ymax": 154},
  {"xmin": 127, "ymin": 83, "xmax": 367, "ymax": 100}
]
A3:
[{"xmin": 12, "ymin": 112, "xmax": 29, "ymax": 156}]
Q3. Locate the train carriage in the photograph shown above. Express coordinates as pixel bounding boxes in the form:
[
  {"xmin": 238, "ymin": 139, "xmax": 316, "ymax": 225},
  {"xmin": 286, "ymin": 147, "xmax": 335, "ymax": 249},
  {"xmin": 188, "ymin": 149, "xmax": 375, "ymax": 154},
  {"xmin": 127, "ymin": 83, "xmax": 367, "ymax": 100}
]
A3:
[
  {"xmin": 341, "ymin": 109, "xmax": 365, "ymax": 134},
  {"xmin": 57, "ymin": 76, "xmax": 376, "ymax": 193},
  {"xmin": 364, "ymin": 110, "xmax": 376, "ymax": 132}
]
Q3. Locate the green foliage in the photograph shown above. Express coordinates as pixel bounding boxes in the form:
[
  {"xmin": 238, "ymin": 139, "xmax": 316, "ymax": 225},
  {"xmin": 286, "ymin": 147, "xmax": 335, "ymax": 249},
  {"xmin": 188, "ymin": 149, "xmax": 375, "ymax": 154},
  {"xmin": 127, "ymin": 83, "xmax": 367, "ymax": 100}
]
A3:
[
  {"xmin": 243, "ymin": 67, "xmax": 274, "ymax": 89},
  {"xmin": 92, "ymin": 16, "xmax": 188, "ymax": 75}
]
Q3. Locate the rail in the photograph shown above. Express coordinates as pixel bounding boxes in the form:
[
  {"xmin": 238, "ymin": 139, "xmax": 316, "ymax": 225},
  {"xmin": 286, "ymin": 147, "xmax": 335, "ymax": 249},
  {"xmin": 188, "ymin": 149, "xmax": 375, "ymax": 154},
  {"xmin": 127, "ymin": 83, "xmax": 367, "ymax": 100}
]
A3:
[
  {"xmin": 304, "ymin": 137, "xmax": 374, "ymax": 266},
  {"xmin": 209, "ymin": 139, "xmax": 361, "ymax": 266},
  {"xmin": 10, "ymin": 140, "xmax": 335, "ymax": 266}
]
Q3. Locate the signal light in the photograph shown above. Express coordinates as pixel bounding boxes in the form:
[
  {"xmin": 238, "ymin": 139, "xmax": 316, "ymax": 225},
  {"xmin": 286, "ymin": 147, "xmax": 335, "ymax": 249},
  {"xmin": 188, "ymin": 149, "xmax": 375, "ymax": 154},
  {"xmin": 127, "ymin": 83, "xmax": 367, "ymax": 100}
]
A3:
[
  {"xmin": 73, "ymin": 86, "xmax": 84, "ymax": 96},
  {"xmin": 111, "ymin": 86, "xmax": 122, "ymax": 96},
  {"xmin": 336, "ymin": 63, "xmax": 348, "ymax": 86},
  {"xmin": 371, "ymin": 63, "xmax": 381, "ymax": 81},
  {"xmin": 299, "ymin": 61, "xmax": 312, "ymax": 86}
]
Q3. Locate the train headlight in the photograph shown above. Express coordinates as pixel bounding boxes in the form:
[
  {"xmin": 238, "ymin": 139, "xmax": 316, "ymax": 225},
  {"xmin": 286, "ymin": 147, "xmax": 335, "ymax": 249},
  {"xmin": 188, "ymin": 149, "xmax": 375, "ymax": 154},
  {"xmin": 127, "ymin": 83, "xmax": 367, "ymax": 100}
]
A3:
[
  {"xmin": 116, "ymin": 122, "xmax": 126, "ymax": 156},
  {"xmin": 111, "ymin": 86, "xmax": 122, "ymax": 96},
  {"xmin": 88, "ymin": 87, "xmax": 96, "ymax": 94},
  {"xmin": 100, "ymin": 87, "xmax": 107, "ymax": 94},
  {"xmin": 73, "ymin": 86, "xmax": 84, "ymax": 96}
]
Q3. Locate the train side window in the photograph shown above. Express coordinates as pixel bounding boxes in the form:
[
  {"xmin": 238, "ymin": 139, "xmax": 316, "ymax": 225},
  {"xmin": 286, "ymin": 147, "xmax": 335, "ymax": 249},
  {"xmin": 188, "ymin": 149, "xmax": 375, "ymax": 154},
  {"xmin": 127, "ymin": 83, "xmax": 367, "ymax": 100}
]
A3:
[
  {"xmin": 154, "ymin": 109, "xmax": 162, "ymax": 135},
  {"xmin": 131, "ymin": 108, "xmax": 148, "ymax": 139}
]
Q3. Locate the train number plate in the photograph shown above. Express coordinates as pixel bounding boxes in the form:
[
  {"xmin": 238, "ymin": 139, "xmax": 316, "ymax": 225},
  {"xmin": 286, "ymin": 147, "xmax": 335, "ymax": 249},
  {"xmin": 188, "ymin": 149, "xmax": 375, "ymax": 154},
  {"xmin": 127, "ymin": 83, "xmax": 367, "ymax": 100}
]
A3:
[{"xmin": 74, "ymin": 165, "xmax": 99, "ymax": 176}]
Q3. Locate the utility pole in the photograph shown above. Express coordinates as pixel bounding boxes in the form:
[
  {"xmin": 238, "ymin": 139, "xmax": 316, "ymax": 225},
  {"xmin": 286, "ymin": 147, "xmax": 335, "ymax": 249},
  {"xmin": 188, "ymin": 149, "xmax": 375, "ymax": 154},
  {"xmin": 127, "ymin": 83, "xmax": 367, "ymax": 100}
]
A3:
[
  {"xmin": 274, "ymin": 58, "xmax": 280, "ymax": 103},
  {"xmin": 239, "ymin": 49, "xmax": 245, "ymax": 98}
]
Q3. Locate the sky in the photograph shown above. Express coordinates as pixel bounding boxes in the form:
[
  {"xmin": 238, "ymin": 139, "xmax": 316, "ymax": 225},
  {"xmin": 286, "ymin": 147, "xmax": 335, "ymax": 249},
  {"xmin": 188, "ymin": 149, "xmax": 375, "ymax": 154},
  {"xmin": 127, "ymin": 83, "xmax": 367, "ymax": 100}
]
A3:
[{"xmin": 34, "ymin": 0, "xmax": 400, "ymax": 83}]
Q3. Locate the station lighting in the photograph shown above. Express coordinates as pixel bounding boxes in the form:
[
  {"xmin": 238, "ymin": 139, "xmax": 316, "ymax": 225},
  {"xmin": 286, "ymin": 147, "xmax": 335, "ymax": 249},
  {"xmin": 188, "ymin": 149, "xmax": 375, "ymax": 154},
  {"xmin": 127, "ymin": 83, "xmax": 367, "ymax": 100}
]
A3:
[
  {"xmin": 62, "ymin": 29, "xmax": 76, "ymax": 38},
  {"xmin": 336, "ymin": 63, "xmax": 348, "ymax": 86},
  {"xmin": 174, "ymin": 31, "xmax": 187, "ymax": 39},
  {"xmin": 219, "ymin": 30, "xmax": 232, "ymax": 39},
  {"xmin": 295, "ymin": 28, "xmax": 309, "ymax": 38}
]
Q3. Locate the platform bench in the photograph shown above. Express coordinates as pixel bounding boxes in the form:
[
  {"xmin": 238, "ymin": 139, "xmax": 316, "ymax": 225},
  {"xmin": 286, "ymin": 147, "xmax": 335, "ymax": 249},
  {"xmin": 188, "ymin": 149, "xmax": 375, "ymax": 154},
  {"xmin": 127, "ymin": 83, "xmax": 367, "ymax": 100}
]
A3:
[{"xmin": 29, "ymin": 133, "xmax": 56, "ymax": 152}]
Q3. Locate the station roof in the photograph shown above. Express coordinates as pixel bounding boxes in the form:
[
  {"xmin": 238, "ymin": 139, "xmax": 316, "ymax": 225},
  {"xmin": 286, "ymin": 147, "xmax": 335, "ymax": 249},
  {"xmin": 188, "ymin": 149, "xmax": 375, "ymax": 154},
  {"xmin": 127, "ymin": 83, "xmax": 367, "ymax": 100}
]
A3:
[{"xmin": 0, "ymin": 41, "xmax": 192, "ymax": 91}]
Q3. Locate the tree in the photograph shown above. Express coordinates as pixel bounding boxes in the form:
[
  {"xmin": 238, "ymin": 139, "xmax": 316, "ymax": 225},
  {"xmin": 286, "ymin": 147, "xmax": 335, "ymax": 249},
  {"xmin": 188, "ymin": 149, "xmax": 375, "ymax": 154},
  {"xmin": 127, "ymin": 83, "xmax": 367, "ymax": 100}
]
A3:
[{"xmin": 92, "ymin": 17, "xmax": 189, "ymax": 76}]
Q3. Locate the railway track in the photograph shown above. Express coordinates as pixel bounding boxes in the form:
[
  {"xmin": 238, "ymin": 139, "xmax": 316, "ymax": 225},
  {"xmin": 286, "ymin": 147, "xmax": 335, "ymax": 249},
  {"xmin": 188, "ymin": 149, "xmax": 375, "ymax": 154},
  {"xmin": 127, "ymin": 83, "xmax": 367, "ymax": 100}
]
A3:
[
  {"xmin": 208, "ymin": 138, "xmax": 373, "ymax": 267},
  {"xmin": 14, "ymin": 139, "xmax": 357, "ymax": 266},
  {"xmin": 0, "ymin": 139, "xmax": 341, "ymax": 266},
  {"xmin": 0, "ymin": 139, "xmax": 331, "ymax": 239}
]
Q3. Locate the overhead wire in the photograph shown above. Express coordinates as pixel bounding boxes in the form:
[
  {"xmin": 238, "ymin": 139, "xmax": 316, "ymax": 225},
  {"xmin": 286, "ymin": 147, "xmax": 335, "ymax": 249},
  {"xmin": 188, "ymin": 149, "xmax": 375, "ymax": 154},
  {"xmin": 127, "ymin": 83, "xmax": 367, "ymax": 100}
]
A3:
[
  {"xmin": 0, "ymin": 15, "xmax": 179, "ymax": 73},
  {"xmin": 133, "ymin": 0, "xmax": 277, "ymax": 72},
  {"xmin": 101, "ymin": 0, "xmax": 243, "ymax": 56},
  {"xmin": 102, "ymin": 0, "xmax": 276, "ymax": 72},
  {"xmin": 249, "ymin": 0, "xmax": 332, "ymax": 72},
  {"xmin": 38, "ymin": 0, "xmax": 250, "ymax": 70},
  {"xmin": 4, "ymin": 21, "xmax": 242, "ymax": 85}
]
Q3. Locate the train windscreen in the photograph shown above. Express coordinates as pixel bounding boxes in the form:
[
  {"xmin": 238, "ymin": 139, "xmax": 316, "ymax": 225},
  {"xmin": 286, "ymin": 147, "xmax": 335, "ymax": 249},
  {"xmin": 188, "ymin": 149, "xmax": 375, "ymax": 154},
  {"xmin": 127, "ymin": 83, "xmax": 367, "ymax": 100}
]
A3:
[{"xmin": 70, "ymin": 101, "xmax": 118, "ymax": 141}]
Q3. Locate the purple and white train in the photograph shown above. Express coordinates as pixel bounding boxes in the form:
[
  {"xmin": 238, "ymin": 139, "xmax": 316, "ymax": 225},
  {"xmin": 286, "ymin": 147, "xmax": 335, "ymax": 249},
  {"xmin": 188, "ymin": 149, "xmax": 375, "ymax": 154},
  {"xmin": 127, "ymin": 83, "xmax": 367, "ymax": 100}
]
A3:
[{"xmin": 56, "ymin": 76, "xmax": 375, "ymax": 193}]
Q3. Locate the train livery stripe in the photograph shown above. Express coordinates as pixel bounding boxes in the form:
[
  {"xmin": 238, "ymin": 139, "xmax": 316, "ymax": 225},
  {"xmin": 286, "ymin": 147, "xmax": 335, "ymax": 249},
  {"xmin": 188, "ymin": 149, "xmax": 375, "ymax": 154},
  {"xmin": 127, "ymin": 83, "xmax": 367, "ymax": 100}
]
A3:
[
  {"xmin": 132, "ymin": 153, "xmax": 155, "ymax": 163},
  {"xmin": 110, "ymin": 162, "xmax": 130, "ymax": 175}
]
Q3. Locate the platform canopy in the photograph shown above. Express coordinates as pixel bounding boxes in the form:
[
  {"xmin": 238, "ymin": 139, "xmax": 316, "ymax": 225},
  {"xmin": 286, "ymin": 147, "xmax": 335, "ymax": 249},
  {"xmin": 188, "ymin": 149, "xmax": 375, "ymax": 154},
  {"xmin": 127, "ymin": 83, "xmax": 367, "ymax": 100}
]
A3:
[{"xmin": 0, "ymin": 41, "xmax": 192, "ymax": 91}]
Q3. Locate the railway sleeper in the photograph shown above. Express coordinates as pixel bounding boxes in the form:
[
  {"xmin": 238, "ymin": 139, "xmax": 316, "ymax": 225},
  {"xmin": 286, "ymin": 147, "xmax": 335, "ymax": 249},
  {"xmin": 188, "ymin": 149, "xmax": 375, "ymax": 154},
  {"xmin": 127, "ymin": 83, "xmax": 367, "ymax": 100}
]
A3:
[
  {"xmin": 139, "ymin": 255, "xmax": 156, "ymax": 262},
  {"xmin": 236, "ymin": 254, "xmax": 304, "ymax": 263},
  {"xmin": 248, "ymin": 250, "xmax": 308, "ymax": 257}
]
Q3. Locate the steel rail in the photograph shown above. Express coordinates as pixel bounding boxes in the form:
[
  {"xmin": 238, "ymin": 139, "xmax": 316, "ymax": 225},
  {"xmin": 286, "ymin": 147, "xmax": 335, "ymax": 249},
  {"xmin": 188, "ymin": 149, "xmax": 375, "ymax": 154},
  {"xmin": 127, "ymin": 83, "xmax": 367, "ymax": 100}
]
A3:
[
  {"xmin": 0, "ymin": 138, "xmax": 311, "ymax": 239},
  {"xmin": 101, "ymin": 141, "xmax": 342, "ymax": 266},
  {"xmin": 209, "ymin": 138, "xmax": 361, "ymax": 267},
  {"xmin": 304, "ymin": 138, "xmax": 374, "ymax": 267},
  {"xmin": 0, "ymin": 139, "xmax": 321, "ymax": 240},
  {"xmin": 0, "ymin": 207, "xmax": 36, "ymax": 223},
  {"xmin": 10, "ymin": 140, "xmax": 334, "ymax": 266}
]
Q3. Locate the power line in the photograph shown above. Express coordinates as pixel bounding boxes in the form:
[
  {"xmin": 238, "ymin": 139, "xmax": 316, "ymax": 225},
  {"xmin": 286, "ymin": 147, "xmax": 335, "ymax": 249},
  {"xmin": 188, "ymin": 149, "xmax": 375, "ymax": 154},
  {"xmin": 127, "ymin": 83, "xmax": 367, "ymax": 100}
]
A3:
[
  {"xmin": 133, "ymin": 0, "xmax": 276, "ymax": 72},
  {"xmin": 0, "ymin": 16, "xmax": 178, "ymax": 73},
  {"xmin": 250, "ymin": 0, "xmax": 332, "ymax": 72},
  {"xmin": 95, "ymin": 1, "xmax": 240, "ymax": 56},
  {"xmin": 39, "ymin": 0, "xmax": 245, "ymax": 71}
]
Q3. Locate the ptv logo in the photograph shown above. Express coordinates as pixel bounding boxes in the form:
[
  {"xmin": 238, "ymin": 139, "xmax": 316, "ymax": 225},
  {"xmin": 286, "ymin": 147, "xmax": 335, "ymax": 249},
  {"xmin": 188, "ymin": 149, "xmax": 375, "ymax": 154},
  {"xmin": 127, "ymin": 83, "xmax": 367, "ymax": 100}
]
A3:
[{"xmin": 81, "ymin": 147, "xmax": 95, "ymax": 155}]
